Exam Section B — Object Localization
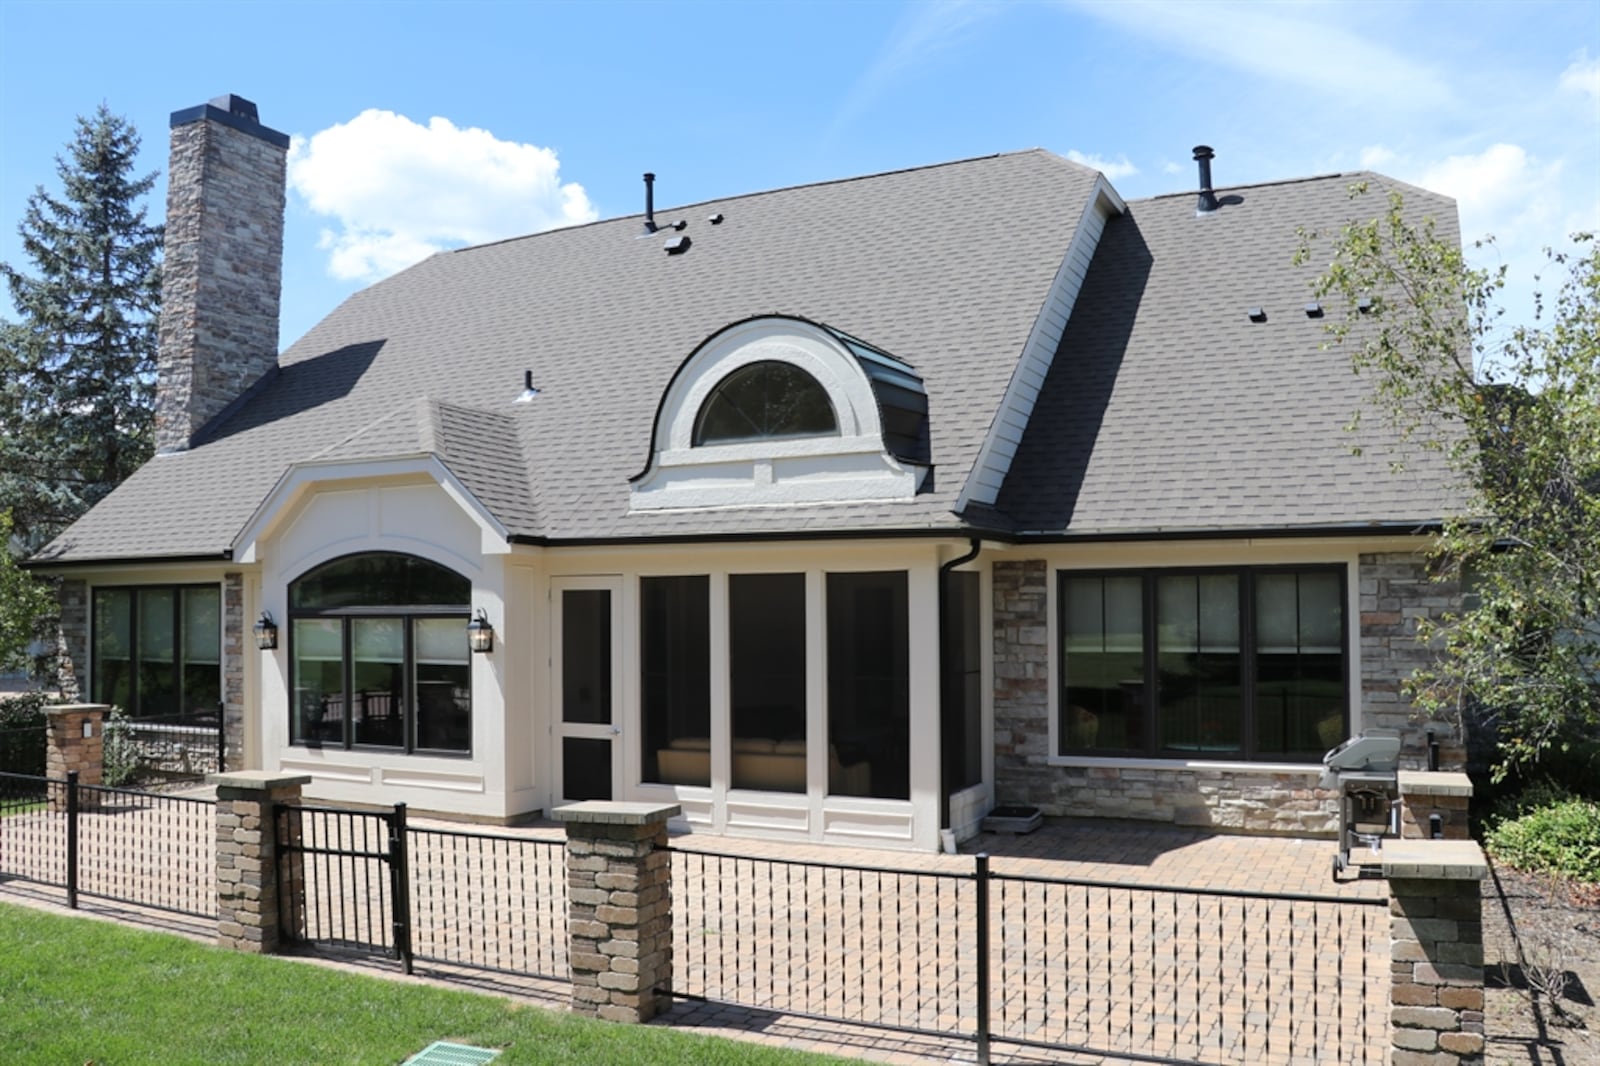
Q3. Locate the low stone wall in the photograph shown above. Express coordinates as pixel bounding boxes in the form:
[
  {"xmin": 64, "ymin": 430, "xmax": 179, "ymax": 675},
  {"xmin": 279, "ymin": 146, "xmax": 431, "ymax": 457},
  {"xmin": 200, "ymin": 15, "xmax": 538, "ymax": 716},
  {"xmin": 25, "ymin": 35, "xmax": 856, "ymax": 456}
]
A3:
[{"xmin": 1035, "ymin": 764, "xmax": 1341, "ymax": 835}]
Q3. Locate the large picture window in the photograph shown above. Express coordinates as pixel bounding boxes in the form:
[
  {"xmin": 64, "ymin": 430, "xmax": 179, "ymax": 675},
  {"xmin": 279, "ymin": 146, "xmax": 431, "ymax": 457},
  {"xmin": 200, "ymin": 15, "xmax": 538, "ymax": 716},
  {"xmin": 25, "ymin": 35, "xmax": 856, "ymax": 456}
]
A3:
[
  {"xmin": 92, "ymin": 585, "xmax": 221, "ymax": 719},
  {"xmin": 289, "ymin": 553, "xmax": 472, "ymax": 754},
  {"xmin": 1059, "ymin": 566, "xmax": 1346, "ymax": 762}
]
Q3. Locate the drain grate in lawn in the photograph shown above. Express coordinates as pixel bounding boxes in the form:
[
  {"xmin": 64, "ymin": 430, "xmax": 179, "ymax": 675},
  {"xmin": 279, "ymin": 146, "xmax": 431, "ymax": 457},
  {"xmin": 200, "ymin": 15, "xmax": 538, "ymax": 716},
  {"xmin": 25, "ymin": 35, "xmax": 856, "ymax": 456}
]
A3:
[{"xmin": 403, "ymin": 1041, "xmax": 501, "ymax": 1065}]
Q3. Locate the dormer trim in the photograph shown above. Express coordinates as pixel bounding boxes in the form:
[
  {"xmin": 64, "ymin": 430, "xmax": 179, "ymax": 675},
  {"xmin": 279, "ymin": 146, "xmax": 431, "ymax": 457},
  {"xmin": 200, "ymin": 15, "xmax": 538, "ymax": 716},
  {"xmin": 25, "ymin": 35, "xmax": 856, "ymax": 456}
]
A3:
[{"xmin": 630, "ymin": 315, "xmax": 930, "ymax": 512}]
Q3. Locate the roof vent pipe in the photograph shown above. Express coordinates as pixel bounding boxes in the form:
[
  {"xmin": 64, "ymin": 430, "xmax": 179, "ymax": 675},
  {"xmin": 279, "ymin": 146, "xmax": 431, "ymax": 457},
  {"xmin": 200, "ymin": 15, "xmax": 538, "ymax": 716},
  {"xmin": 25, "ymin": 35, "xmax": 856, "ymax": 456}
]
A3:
[
  {"xmin": 642, "ymin": 172, "xmax": 658, "ymax": 234},
  {"xmin": 1193, "ymin": 145, "xmax": 1220, "ymax": 215}
]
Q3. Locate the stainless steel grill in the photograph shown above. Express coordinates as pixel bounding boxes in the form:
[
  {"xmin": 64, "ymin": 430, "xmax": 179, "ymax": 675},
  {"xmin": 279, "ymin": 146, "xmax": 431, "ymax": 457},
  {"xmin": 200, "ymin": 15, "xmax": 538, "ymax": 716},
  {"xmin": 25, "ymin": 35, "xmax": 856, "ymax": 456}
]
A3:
[{"xmin": 1321, "ymin": 727, "xmax": 1402, "ymax": 881}]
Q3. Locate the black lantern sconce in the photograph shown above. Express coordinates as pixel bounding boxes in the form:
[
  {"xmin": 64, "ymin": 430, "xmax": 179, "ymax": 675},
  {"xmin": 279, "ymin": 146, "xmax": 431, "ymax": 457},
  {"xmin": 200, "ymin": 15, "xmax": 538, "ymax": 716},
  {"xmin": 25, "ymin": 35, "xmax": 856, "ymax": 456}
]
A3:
[
  {"xmin": 467, "ymin": 608, "xmax": 494, "ymax": 654},
  {"xmin": 253, "ymin": 611, "xmax": 279, "ymax": 651}
]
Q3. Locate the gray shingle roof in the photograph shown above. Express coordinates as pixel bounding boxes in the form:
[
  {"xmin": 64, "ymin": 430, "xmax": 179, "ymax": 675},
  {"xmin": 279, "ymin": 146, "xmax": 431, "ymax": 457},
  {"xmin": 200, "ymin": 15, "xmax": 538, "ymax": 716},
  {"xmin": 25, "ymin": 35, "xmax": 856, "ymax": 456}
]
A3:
[
  {"xmin": 995, "ymin": 173, "xmax": 1468, "ymax": 535},
  {"xmin": 34, "ymin": 153, "xmax": 1464, "ymax": 565}
]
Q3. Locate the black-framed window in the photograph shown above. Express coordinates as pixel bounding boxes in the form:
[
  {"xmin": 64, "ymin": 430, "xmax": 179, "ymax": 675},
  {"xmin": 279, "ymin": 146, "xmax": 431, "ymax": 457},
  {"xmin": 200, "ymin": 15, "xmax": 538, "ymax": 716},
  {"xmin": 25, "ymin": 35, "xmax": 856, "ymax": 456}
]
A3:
[
  {"xmin": 1059, "ymin": 566, "xmax": 1347, "ymax": 762},
  {"xmin": 289, "ymin": 553, "xmax": 472, "ymax": 755},
  {"xmin": 693, "ymin": 360, "xmax": 838, "ymax": 445},
  {"xmin": 92, "ymin": 585, "xmax": 221, "ymax": 719}
]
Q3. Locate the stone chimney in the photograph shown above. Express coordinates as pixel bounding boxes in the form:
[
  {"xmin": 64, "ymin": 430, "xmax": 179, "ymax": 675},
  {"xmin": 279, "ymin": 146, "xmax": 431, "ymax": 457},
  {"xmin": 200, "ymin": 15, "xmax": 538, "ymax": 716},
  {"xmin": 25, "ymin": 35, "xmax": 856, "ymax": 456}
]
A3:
[{"xmin": 155, "ymin": 94, "xmax": 288, "ymax": 453}]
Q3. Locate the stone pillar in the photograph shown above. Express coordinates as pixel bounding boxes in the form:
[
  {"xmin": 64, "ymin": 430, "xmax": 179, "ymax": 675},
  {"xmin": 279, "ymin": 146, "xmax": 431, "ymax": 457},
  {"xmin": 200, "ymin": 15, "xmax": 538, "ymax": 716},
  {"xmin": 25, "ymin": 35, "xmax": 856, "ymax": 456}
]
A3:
[
  {"xmin": 552, "ymin": 801, "xmax": 680, "ymax": 1023},
  {"xmin": 54, "ymin": 578, "xmax": 88, "ymax": 699},
  {"xmin": 992, "ymin": 559, "xmax": 1050, "ymax": 807},
  {"xmin": 210, "ymin": 771, "xmax": 310, "ymax": 954},
  {"xmin": 1358, "ymin": 552, "xmax": 1464, "ymax": 767},
  {"xmin": 1383, "ymin": 840, "xmax": 1488, "ymax": 1065},
  {"xmin": 46, "ymin": 704, "xmax": 105, "ymax": 809},
  {"xmin": 221, "ymin": 571, "xmax": 246, "ymax": 772},
  {"xmin": 1399, "ymin": 771, "xmax": 1473, "ymax": 840}
]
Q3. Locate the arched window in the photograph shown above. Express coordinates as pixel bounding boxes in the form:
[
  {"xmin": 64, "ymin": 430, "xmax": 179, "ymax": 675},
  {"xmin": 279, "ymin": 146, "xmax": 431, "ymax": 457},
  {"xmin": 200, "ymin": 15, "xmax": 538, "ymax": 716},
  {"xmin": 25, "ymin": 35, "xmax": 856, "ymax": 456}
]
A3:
[
  {"xmin": 289, "ymin": 553, "xmax": 472, "ymax": 754},
  {"xmin": 692, "ymin": 361, "xmax": 838, "ymax": 446}
]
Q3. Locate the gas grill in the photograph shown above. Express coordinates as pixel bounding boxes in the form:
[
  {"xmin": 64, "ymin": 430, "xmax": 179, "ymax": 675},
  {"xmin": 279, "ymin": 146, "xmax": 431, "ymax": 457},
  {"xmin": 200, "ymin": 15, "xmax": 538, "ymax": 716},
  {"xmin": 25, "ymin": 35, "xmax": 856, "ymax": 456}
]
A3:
[{"xmin": 1321, "ymin": 728, "xmax": 1402, "ymax": 881}]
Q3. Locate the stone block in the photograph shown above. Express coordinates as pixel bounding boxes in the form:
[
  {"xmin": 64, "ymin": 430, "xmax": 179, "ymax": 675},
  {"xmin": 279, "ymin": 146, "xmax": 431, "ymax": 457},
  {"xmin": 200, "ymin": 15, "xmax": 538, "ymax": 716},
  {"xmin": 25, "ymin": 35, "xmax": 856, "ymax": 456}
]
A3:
[
  {"xmin": 1438, "ymin": 1031, "xmax": 1484, "ymax": 1055},
  {"xmin": 1392, "ymin": 1005, "xmax": 1462, "ymax": 1030}
]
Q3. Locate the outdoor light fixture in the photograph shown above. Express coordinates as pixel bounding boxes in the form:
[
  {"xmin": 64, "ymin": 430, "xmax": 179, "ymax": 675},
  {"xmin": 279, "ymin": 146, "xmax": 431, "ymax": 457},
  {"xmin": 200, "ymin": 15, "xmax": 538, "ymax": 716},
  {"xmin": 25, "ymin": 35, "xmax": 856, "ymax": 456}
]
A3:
[
  {"xmin": 253, "ymin": 611, "xmax": 279, "ymax": 651},
  {"xmin": 467, "ymin": 608, "xmax": 494, "ymax": 654}
]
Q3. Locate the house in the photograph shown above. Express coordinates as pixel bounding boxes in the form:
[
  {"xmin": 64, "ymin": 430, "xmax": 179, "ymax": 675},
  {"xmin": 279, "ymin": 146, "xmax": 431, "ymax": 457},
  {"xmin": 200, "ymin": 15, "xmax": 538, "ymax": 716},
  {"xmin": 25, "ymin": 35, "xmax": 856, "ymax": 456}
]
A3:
[{"xmin": 32, "ymin": 95, "xmax": 1465, "ymax": 851}]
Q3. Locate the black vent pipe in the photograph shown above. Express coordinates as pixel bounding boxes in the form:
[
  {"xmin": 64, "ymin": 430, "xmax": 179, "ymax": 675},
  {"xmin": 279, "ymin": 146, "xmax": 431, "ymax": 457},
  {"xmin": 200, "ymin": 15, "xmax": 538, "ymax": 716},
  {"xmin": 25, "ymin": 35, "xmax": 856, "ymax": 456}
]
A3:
[
  {"xmin": 1193, "ymin": 146, "xmax": 1219, "ymax": 214},
  {"xmin": 642, "ymin": 172, "xmax": 657, "ymax": 233}
]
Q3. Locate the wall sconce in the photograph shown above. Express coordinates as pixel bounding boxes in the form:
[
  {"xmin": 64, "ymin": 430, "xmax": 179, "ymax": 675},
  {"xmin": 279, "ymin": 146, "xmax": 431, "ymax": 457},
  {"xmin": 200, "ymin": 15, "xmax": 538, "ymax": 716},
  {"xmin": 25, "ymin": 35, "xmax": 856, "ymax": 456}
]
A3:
[
  {"xmin": 467, "ymin": 608, "xmax": 494, "ymax": 654},
  {"xmin": 253, "ymin": 611, "xmax": 279, "ymax": 651}
]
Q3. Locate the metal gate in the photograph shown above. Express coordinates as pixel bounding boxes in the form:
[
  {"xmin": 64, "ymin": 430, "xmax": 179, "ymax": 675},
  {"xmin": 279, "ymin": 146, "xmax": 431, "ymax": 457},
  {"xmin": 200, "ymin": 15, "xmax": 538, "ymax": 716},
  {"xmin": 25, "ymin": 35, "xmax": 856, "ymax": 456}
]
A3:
[{"xmin": 275, "ymin": 801, "xmax": 413, "ymax": 972}]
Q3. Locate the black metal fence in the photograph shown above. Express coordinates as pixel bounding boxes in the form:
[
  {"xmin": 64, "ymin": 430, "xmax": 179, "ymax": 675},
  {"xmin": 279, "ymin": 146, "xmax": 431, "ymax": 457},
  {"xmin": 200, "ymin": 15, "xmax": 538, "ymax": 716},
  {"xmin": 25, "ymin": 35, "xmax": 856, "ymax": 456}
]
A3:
[
  {"xmin": 667, "ymin": 848, "xmax": 1388, "ymax": 1066},
  {"xmin": 0, "ymin": 770, "xmax": 215, "ymax": 919},
  {"xmin": 276, "ymin": 803, "xmax": 569, "ymax": 984},
  {"xmin": 110, "ymin": 707, "xmax": 226, "ymax": 786}
]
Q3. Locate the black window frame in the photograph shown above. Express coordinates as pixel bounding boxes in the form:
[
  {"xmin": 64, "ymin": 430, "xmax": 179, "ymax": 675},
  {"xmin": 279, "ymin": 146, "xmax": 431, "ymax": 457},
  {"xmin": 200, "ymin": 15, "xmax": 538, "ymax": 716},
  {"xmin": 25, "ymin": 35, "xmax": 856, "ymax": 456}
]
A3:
[
  {"xmin": 90, "ymin": 583, "xmax": 222, "ymax": 721},
  {"xmin": 288, "ymin": 553, "xmax": 472, "ymax": 757},
  {"xmin": 1056, "ymin": 564, "xmax": 1349, "ymax": 763}
]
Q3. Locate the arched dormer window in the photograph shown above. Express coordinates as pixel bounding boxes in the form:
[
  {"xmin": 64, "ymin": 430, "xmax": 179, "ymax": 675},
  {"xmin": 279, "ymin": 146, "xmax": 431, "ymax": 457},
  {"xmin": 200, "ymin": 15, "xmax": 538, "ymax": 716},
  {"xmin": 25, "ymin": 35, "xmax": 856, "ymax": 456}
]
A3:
[
  {"xmin": 632, "ymin": 315, "xmax": 929, "ymax": 511},
  {"xmin": 693, "ymin": 361, "xmax": 838, "ymax": 445}
]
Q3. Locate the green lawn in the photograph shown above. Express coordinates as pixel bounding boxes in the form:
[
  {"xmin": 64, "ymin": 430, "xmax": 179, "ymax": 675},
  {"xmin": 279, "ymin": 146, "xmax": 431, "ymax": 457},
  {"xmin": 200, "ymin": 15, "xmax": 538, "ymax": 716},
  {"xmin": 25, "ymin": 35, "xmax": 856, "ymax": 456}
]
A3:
[{"xmin": 0, "ymin": 902, "xmax": 848, "ymax": 1065}]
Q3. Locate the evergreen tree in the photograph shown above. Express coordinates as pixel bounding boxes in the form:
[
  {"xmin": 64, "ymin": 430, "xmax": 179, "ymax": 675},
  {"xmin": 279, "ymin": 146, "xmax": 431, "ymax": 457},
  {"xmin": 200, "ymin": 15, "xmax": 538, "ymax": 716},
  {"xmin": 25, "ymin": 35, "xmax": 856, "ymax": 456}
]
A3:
[{"xmin": 0, "ymin": 105, "xmax": 162, "ymax": 552}]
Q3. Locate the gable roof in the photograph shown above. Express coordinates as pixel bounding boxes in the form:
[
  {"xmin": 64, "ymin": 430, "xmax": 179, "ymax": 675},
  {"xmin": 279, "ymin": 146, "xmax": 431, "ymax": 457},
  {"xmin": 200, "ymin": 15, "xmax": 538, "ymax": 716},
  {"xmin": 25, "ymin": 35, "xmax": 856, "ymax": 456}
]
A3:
[
  {"xmin": 34, "ymin": 152, "xmax": 1464, "ymax": 566},
  {"xmin": 995, "ymin": 173, "xmax": 1465, "ymax": 536},
  {"xmin": 38, "ymin": 149, "xmax": 1107, "ymax": 563}
]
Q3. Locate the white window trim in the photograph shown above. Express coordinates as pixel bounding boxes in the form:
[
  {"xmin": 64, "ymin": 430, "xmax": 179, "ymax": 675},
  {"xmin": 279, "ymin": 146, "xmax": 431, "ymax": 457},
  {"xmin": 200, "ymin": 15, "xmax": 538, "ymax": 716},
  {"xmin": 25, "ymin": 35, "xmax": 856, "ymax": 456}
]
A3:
[{"xmin": 631, "ymin": 317, "xmax": 927, "ymax": 511}]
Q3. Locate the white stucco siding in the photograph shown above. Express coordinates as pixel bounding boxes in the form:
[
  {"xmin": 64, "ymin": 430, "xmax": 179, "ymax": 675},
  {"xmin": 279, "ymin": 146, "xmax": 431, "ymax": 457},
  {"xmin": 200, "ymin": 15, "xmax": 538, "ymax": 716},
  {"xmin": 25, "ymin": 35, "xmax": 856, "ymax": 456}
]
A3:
[{"xmin": 258, "ymin": 478, "xmax": 517, "ymax": 820}]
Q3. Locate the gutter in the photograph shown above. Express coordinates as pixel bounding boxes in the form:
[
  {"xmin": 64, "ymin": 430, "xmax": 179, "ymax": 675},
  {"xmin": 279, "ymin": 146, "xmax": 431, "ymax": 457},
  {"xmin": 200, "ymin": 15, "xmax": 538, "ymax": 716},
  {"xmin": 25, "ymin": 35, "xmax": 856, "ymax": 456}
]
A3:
[
  {"xmin": 937, "ymin": 537, "xmax": 983, "ymax": 830},
  {"xmin": 22, "ymin": 549, "xmax": 235, "ymax": 572}
]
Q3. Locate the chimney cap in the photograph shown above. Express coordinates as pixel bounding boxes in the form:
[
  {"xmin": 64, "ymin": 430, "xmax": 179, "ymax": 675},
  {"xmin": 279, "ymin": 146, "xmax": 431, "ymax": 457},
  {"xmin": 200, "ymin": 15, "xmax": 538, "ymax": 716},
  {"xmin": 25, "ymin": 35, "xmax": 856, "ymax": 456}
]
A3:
[
  {"xmin": 1192, "ymin": 145, "xmax": 1215, "ymax": 161},
  {"xmin": 170, "ymin": 94, "xmax": 288, "ymax": 148}
]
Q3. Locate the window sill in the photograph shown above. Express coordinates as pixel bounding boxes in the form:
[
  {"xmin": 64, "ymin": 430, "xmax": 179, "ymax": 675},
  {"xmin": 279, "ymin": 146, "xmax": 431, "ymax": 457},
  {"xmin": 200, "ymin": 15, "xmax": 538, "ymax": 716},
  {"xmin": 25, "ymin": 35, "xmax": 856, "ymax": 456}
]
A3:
[{"xmin": 1047, "ymin": 755, "xmax": 1323, "ymax": 775}]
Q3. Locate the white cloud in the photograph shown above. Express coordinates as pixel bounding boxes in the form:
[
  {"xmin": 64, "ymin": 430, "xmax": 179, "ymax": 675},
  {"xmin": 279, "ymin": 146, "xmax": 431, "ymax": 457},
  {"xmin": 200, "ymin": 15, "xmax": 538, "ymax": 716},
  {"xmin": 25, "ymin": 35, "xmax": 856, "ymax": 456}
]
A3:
[
  {"xmin": 1412, "ymin": 143, "xmax": 1563, "ymax": 241},
  {"xmin": 1560, "ymin": 51, "xmax": 1600, "ymax": 100},
  {"xmin": 1160, "ymin": 160, "xmax": 1184, "ymax": 176},
  {"xmin": 1065, "ymin": 149, "xmax": 1138, "ymax": 179},
  {"xmin": 288, "ymin": 110, "xmax": 597, "ymax": 282},
  {"xmin": 1063, "ymin": 1, "xmax": 1450, "ymax": 110},
  {"xmin": 1359, "ymin": 145, "xmax": 1396, "ymax": 170}
]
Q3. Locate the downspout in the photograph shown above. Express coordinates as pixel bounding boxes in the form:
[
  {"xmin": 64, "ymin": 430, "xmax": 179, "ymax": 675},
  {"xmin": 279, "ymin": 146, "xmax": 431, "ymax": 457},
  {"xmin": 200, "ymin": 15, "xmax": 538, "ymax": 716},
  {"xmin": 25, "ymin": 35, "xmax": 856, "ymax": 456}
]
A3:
[{"xmin": 938, "ymin": 537, "xmax": 983, "ymax": 838}]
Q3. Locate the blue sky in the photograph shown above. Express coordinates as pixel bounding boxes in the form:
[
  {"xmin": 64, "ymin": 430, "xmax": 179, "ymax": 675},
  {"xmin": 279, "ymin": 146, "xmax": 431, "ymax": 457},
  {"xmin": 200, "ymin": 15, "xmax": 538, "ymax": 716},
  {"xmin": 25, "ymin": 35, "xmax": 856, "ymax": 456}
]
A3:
[{"xmin": 1, "ymin": 0, "xmax": 1596, "ymax": 347}]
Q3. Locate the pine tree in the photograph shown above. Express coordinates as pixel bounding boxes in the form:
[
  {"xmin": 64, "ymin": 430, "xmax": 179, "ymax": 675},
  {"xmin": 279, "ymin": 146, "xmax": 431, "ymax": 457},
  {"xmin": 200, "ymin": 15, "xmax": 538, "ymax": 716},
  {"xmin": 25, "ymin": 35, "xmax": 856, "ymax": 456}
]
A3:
[{"xmin": 0, "ymin": 105, "xmax": 162, "ymax": 552}]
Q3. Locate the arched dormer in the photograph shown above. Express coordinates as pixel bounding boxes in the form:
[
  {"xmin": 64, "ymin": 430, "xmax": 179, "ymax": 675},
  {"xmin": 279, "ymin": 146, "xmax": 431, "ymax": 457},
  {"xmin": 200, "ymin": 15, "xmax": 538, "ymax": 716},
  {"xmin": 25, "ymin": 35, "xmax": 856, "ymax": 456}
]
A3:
[{"xmin": 630, "ymin": 315, "xmax": 930, "ymax": 510}]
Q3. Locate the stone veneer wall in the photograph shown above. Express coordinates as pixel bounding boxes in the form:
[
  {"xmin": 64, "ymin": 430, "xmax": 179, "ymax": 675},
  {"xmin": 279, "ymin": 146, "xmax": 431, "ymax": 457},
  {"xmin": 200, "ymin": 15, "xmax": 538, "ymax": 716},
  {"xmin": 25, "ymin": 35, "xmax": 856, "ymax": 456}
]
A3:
[
  {"xmin": 54, "ymin": 578, "xmax": 88, "ymax": 699},
  {"xmin": 222, "ymin": 572, "xmax": 245, "ymax": 771},
  {"xmin": 991, "ymin": 553, "xmax": 1458, "ymax": 836},
  {"xmin": 1359, "ymin": 552, "xmax": 1464, "ymax": 768},
  {"xmin": 155, "ymin": 97, "xmax": 287, "ymax": 454}
]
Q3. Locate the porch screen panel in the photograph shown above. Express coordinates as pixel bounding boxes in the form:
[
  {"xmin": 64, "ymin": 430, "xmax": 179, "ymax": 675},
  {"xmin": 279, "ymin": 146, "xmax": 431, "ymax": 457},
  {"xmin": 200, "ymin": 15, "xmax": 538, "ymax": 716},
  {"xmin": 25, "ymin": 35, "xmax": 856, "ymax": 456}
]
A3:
[
  {"xmin": 562, "ymin": 590, "xmax": 612, "ymax": 725},
  {"xmin": 414, "ymin": 618, "xmax": 470, "ymax": 753},
  {"xmin": 1060, "ymin": 575, "xmax": 1144, "ymax": 752},
  {"xmin": 730, "ymin": 573, "xmax": 805, "ymax": 793},
  {"xmin": 826, "ymin": 571, "xmax": 909, "ymax": 800},
  {"xmin": 943, "ymin": 570, "xmax": 982, "ymax": 791},
  {"xmin": 92, "ymin": 589, "xmax": 133, "ymax": 711},
  {"xmin": 1255, "ymin": 570, "xmax": 1345, "ymax": 756},
  {"xmin": 1156, "ymin": 574, "xmax": 1242, "ymax": 755},
  {"xmin": 641, "ymin": 576, "xmax": 710, "ymax": 785},
  {"xmin": 292, "ymin": 618, "xmax": 345, "ymax": 745}
]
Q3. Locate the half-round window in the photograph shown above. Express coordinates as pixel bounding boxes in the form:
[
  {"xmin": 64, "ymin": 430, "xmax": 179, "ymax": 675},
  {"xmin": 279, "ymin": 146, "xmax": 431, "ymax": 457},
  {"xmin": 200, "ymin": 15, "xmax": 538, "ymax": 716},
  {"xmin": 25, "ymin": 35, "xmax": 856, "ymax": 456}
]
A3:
[
  {"xmin": 692, "ymin": 361, "xmax": 838, "ymax": 446},
  {"xmin": 290, "ymin": 553, "xmax": 470, "ymax": 610}
]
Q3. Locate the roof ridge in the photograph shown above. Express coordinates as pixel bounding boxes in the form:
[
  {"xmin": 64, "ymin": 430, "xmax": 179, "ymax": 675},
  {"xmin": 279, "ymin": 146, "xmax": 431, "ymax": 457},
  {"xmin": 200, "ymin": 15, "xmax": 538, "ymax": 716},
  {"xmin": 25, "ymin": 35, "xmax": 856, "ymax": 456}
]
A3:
[
  {"xmin": 1131, "ymin": 170, "xmax": 1358, "ymax": 204},
  {"xmin": 453, "ymin": 149, "xmax": 1054, "ymax": 255}
]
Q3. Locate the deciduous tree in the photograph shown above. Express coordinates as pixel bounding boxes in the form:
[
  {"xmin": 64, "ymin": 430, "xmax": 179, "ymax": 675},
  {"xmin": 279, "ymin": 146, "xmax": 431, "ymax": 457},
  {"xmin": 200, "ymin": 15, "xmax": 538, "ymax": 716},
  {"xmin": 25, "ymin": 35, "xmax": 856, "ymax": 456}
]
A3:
[{"xmin": 1302, "ymin": 189, "xmax": 1598, "ymax": 777}]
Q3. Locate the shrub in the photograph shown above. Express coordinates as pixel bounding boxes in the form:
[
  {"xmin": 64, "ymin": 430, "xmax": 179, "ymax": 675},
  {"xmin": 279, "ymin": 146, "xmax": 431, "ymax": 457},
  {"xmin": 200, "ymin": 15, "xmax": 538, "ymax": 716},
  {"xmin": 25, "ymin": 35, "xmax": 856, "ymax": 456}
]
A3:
[
  {"xmin": 101, "ymin": 706, "xmax": 139, "ymax": 787},
  {"xmin": 1486, "ymin": 797, "xmax": 1600, "ymax": 883},
  {"xmin": 0, "ymin": 690, "xmax": 52, "ymax": 775}
]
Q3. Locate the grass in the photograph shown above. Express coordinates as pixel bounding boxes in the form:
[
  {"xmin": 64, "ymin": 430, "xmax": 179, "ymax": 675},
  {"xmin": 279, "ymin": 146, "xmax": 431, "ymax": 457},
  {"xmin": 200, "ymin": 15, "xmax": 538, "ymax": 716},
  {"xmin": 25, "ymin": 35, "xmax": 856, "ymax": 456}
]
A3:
[{"xmin": 0, "ymin": 902, "xmax": 848, "ymax": 1066}]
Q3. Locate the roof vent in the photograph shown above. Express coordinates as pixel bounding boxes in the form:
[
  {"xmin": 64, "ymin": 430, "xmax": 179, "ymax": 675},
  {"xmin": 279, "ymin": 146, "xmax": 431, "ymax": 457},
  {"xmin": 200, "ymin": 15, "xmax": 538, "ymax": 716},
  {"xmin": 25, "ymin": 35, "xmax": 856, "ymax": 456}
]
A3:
[
  {"xmin": 708, "ymin": 212, "xmax": 724, "ymax": 225},
  {"xmin": 664, "ymin": 235, "xmax": 691, "ymax": 255},
  {"xmin": 641, "ymin": 172, "xmax": 659, "ymax": 235},
  {"xmin": 515, "ymin": 369, "xmax": 540, "ymax": 403},
  {"xmin": 1357, "ymin": 297, "xmax": 1374, "ymax": 313},
  {"xmin": 1304, "ymin": 302, "xmax": 1324, "ymax": 318},
  {"xmin": 1193, "ymin": 145, "xmax": 1220, "ymax": 215},
  {"xmin": 1247, "ymin": 307, "xmax": 1267, "ymax": 323}
]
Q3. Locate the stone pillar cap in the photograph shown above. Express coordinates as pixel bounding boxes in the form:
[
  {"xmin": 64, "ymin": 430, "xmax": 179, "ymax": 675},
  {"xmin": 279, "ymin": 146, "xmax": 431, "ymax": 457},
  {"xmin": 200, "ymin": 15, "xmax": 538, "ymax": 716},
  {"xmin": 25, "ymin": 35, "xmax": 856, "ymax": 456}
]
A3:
[
  {"xmin": 1381, "ymin": 839, "xmax": 1488, "ymax": 881},
  {"xmin": 552, "ymin": 801, "xmax": 681, "ymax": 826},
  {"xmin": 47, "ymin": 703, "xmax": 109, "ymax": 715},
  {"xmin": 1397, "ymin": 770, "xmax": 1473, "ymax": 797},
  {"xmin": 210, "ymin": 771, "xmax": 312, "ymax": 791}
]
